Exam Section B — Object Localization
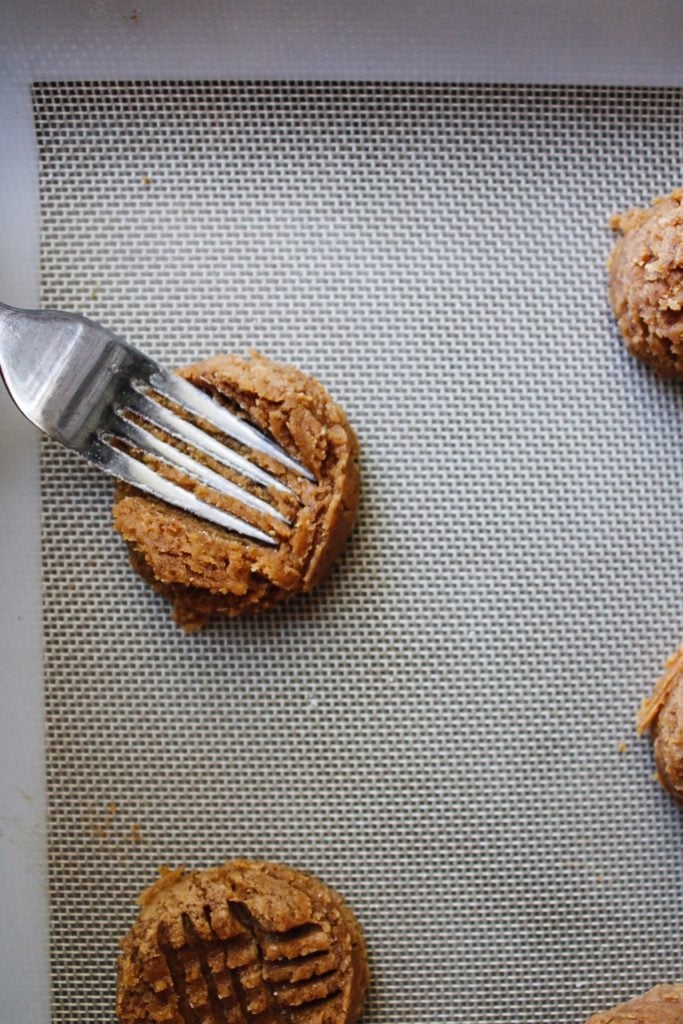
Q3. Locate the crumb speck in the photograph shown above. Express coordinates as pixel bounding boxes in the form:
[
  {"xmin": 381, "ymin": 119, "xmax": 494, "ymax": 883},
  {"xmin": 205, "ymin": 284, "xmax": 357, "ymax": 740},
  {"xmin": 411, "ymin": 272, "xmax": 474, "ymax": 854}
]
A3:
[
  {"xmin": 130, "ymin": 823, "xmax": 143, "ymax": 844},
  {"xmin": 142, "ymin": 175, "xmax": 153, "ymax": 186},
  {"xmin": 108, "ymin": 802, "xmax": 119, "ymax": 815},
  {"xmin": 617, "ymin": 741, "xmax": 628, "ymax": 754}
]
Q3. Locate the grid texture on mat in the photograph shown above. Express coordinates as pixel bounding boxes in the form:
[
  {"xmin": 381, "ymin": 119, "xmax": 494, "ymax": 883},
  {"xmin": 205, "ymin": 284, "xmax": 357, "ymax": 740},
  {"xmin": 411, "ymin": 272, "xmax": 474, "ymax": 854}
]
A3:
[{"xmin": 34, "ymin": 82, "xmax": 683, "ymax": 1023}]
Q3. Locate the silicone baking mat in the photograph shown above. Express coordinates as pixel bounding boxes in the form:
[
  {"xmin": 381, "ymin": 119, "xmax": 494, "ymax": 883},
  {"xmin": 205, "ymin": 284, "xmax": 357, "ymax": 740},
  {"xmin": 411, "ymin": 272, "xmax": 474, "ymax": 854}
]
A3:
[{"xmin": 35, "ymin": 82, "xmax": 683, "ymax": 1023}]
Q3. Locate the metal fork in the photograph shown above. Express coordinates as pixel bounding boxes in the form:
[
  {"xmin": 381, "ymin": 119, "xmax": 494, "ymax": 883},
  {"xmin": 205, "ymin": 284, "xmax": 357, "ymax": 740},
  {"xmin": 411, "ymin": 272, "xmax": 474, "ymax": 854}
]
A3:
[{"xmin": 0, "ymin": 302, "xmax": 314, "ymax": 545}]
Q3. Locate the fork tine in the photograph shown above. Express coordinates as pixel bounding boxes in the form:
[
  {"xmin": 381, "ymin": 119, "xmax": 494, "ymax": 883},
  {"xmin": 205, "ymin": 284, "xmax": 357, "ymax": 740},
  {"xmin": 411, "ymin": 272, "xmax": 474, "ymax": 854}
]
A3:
[
  {"xmin": 148, "ymin": 368, "xmax": 317, "ymax": 482},
  {"xmin": 123, "ymin": 390, "xmax": 292, "ymax": 494},
  {"xmin": 114, "ymin": 415, "xmax": 291, "ymax": 525},
  {"xmin": 90, "ymin": 437, "xmax": 278, "ymax": 545}
]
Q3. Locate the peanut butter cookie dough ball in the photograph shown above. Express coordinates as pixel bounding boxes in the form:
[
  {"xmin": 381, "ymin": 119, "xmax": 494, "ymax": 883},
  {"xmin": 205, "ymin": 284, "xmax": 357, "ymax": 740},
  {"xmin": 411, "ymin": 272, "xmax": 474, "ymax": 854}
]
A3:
[
  {"xmin": 113, "ymin": 352, "xmax": 360, "ymax": 630},
  {"xmin": 608, "ymin": 188, "xmax": 683, "ymax": 377},
  {"xmin": 585, "ymin": 984, "xmax": 683, "ymax": 1023},
  {"xmin": 637, "ymin": 643, "xmax": 683, "ymax": 803},
  {"xmin": 116, "ymin": 860, "xmax": 369, "ymax": 1024}
]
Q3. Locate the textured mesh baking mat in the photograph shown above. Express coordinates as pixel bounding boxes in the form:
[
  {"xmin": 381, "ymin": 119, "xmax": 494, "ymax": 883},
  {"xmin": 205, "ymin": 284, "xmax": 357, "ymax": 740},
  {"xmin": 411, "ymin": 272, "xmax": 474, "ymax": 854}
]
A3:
[{"xmin": 34, "ymin": 82, "xmax": 683, "ymax": 1023}]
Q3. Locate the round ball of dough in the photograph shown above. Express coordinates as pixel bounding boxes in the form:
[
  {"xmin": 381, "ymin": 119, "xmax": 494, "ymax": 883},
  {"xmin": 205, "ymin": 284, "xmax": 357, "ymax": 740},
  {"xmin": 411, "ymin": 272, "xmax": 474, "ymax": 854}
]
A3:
[
  {"xmin": 116, "ymin": 860, "xmax": 369, "ymax": 1024},
  {"xmin": 113, "ymin": 352, "xmax": 360, "ymax": 630},
  {"xmin": 637, "ymin": 644, "xmax": 683, "ymax": 803},
  {"xmin": 608, "ymin": 188, "xmax": 683, "ymax": 378},
  {"xmin": 585, "ymin": 984, "xmax": 683, "ymax": 1023}
]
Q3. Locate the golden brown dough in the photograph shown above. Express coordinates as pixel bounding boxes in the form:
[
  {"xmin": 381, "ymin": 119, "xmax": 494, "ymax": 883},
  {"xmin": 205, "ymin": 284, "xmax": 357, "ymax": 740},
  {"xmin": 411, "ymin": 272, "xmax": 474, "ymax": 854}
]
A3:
[
  {"xmin": 112, "ymin": 352, "xmax": 360, "ymax": 630},
  {"xmin": 637, "ymin": 643, "xmax": 683, "ymax": 803},
  {"xmin": 608, "ymin": 188, "xmax": 683, "ymax": 377},
  {"xmin": 585, "ymin": 984, "xmax": 683, "ymax": 1023},
  {"xmin": 116, "ymin": 859, "xmax": 369, "ymax": 1024}
]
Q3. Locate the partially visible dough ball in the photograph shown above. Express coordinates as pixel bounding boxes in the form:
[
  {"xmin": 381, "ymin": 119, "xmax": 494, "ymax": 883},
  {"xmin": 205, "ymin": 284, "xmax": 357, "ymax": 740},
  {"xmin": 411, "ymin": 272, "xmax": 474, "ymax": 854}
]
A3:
[
  {"xmin": 113, "ymin": 352, "xmax": 360, "ymax": 630},
  {"xmin": 585, "ymin": 984, "xmax": 683, "ymax": 1023},
  {"xmin": 637, "ymin": 643, "xmax": 683, "ymax": 803},
  {"xmin": 116, "ymin": 860, "xmax": 369, "ymax": 1024},
  {"xmin": 608, "ymin": 188, "xmax": 683, "ymax": 377}
]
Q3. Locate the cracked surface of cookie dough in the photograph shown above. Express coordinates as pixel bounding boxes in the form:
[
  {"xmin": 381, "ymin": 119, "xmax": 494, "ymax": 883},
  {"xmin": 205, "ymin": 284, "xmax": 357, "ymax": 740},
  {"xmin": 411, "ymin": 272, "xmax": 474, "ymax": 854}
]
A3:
[
  {"xmin": 113, "ymin": 352, "xmax": 360, "ymax": 630},
  {"xmin": 585, "ymin": 984, "xmax": 683, "ymax": 1023},
  {"xmin": 608, "ymin": 188, "xmax": 683, "ymax": 377},
  {"xmin": 116, "ymin": 859, "xmax": 369, "ymax": 1024},
  {"xmin": 637, "ymin": 643, "xmax": 683, "ymax": 803}
]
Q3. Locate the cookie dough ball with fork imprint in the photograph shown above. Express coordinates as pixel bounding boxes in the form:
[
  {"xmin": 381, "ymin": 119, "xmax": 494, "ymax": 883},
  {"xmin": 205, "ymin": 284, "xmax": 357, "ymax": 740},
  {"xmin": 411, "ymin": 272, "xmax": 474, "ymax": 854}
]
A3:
[
  {"xmin": 116, "ymin": 860, "xmax": 369, "ymax": 1024},
  {"xmin": 112, "ymin": 352, "xmax": 360, "ymax": 630},
  {"xmin": 585, "ymin": 984, "xmax": 683, "ymax": 1023},
  {"xmin": 608, "ymin": 188, "xmax": 683, "ymax": 377}
]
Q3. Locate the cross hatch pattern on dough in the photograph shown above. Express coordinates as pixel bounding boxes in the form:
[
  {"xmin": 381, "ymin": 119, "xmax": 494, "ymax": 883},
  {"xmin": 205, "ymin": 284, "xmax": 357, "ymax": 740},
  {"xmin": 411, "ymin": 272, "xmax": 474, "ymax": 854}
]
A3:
[
  {"xmin": 149, "ymin": 910, "xmax": 339, "ymax": 1024},
  {"xmin": 35, "ymin": 82, "xmax": 683, "ymax": 1023}
]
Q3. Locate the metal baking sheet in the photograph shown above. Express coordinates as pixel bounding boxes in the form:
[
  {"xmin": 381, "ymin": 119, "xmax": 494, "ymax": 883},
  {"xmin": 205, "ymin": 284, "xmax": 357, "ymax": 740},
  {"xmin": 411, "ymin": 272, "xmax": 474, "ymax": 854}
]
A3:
[{"xmin": 35, "ymin": 82, "xmax": 683, "ymax": 1023}]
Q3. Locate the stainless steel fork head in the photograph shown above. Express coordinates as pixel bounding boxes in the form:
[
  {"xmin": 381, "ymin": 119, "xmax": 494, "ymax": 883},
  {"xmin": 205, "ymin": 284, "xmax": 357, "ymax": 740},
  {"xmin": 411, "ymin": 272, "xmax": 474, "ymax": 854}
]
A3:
[{"xmin": 0, "ymin": 302, "xmax": 314, "ymax": 544}]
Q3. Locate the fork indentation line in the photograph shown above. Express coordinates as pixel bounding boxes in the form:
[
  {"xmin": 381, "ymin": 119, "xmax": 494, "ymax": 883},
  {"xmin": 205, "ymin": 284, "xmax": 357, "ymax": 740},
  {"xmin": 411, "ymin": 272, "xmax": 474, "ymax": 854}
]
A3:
[
  {"xmin": 91, "ymin": 438, "xmax": 278, "ymax": 545},
  {"xmin": 114, "ymin": 417, "xmax": 291, "ymax": 526},
  {"xmin": 151, "ymin": 369, "xmax": 316, "ymax": 483},
  {"xmin": 127, "ymin": 390, "xmax": 293, "ymax": 495}
]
